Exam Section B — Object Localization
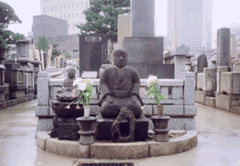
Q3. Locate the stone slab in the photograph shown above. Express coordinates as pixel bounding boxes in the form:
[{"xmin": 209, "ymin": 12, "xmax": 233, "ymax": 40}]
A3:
[
  {"xmin": 37, "ymin": 71, "xmax": 49, "ymax": 106},
  {"xmin": 37, "ymin": 118, "xmax": 54, "ymax": 131},
  {"xmin": 17, "ymin": 97, "xmax": 28, "ymax": 104},
  {"xmin": 46, "ymin": 138, "xmax": 89, "ymax": 158},
  {"xmin": 152, "ymin": 105, "xmax": 183, "ymax": 116},
  {"xmin": 184, "ymin": 105, "xmax": 197, "ymax": 116},
  {"xmin": 217, "ymin": 66, "xmax": 228, "ymax": 93},
  {"xmin": 167, "ymin": 117, "xmax": 196, "ymax": 130},
  {"xmin": 142, "ymin": 99, "xmax": 184, "ymax": 105},
  {"xmin": 221, "ymin": 72, "xmax": 240, "ymax": 94},
  {"xmin": 184, "ymin": 77, "xmax": 195, "ymax": 105},
  {"xmin": 36, "ymin": 131, "xmax": 50, "ymax": 150},
  {"xmin": 216, "ymin": 93, "xmax": 231, "ymax": 112},
  {"xmin": 26, "ymin": 92, "xmax": 34, "ymax": 101},
  {"xmin": 6, "ymin": 99, "xmax": 18, "ymax": 107},
  {"xmin": 35, "ymin": 106, "xmax": 49, "ymax": 117},
  {"xmin": 90, "ymin": 142, "xmax": 149, "ymax": 159},
  {"xmin": 230, "ymin": 106, "xmax": 240, "ymax": 115},
  {"xmin": 172, "ymin": 87, "xmax": 182, "ymax": 99},
  {"xmin": 148, "ymin": 130, "xmax": 197, "ymax": 157},
  {"xmin": 205, "ymin": 97, "xmax": 216, "ymax": 108},
  {"xmin": 10, "ymin": 90, "xmax": 25, "ymax": 99},
  {"xmin": 195, "ymin": 90, "xmax": 205, "ymax": 105},
  {"xmin": 173, "ymin": 55, "xmax": 186, "ymax": 79}
]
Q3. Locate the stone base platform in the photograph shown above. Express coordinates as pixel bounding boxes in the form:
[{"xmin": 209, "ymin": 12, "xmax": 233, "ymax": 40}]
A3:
[{"xmin": 36, "ymin": 130, "xmax": 197, "ymax": 159}]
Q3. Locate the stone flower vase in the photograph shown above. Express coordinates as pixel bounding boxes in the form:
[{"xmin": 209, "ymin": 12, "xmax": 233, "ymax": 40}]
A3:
[
  {"xmin": 151, "ymin": 105, "xmax": 171, "ymax": 142},
  {"xmin": 76, "ymin": 116, "xmax": 96, "ymax": 145}
]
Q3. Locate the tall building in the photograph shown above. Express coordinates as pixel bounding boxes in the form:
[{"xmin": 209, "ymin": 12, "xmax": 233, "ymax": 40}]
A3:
[
  {"xmin": 167, "ymin": 0, "xmax": 212, "ymax": 57},
  {"xmin": 40, "ymin": 0, "xmax": 89, "ymax": 35}
]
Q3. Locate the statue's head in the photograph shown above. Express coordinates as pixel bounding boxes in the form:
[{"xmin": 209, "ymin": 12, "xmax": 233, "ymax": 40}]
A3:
[
  {"xmin": 113, "ymin": 48, "xmax": 128, "ymax": 68},
  {"xmin": 67, "ymin": 68, "xmax": 76, "ymax": 79}
]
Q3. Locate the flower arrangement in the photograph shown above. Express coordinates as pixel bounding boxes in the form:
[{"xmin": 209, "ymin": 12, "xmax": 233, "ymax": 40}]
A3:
[
  {"xmin": 65, "ymin": 78, "xmax": 93, "ymax": 109},
  {"xmin": 140, "ymin": 75, "xmax": 165, "ymax": 110},
  {"xmin": 147, "ymin": 75, "xmax": 165, "ymax": 105}
]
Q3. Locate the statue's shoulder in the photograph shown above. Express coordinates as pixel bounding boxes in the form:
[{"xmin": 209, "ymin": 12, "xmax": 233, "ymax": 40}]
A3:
[{"xmin": 126, "ymin": 66, "xmax": 138, "ymax": 74}]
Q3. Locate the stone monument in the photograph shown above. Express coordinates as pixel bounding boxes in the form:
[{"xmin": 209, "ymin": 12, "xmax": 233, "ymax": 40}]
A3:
[
  {"xmin": 122, "ymin": 0, "xmax": 174, "ymax": 78},
  {"xmin": 97, "ymin": 48, "xmax": 149, "ymax": 142},
  {"xmin": 217, "ymin": 28, "xmax": 231, "ymax": 70},
  {"xmin": 197, "ymin": 54, "xmax": 208, "ymax": 73},
  {"xmin": 79, "ymin": 35, "xmax": 108, "ymax": 77}
]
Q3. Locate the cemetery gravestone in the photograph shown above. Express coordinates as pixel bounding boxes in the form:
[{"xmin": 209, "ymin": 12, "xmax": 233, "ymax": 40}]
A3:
[
  {"xmin": 79, "ymin": 35, "xmax": 108, "ymax": 77},
  {"xmin": 197, "ymin": 54, "xmax": 208, "ymax": 73},
  {"xmin": 217, "ymin": 28, "xmax": 231, "ymax": 69},
  {"xmin": 123, "ymin": 0, "xmax": 174, "ymax": 78}
]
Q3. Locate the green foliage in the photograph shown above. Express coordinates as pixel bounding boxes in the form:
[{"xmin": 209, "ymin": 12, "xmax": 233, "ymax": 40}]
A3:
[
  {"xmin": 51, "ymin": 43, "xmax": 61, "ymax": 60},
  {"xmin": 79, "ymin": 83, "xmax": 93, "ymax": 106},
  {"xmin": 36, "ymin": 35, "xmax": 49, "ymax": 52},
  {"xmin": 76, "ymin": 0, "xmax": 130, "ymax": 42},
  {"xmin": 63, "ymin": 51, "xmax": 72, "ymax": 60},
  {"xmin": 0, "ymin": 2, "xmax": 22, "ymax": 55},
  {"xmin": 0, "ymin": 1, "xmax": 22, "ymax": 25}
]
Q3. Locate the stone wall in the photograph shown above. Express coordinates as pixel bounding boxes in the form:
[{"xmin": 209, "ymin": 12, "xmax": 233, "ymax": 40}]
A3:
[{"xmin": 36, "ymin": 72, "xmax": 197, "ymax": 131}]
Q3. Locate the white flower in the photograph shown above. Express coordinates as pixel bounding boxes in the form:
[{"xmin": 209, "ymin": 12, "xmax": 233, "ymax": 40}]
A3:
[
  {"xmin": 78, "ymin": 82, "xmax": 87, "ymax": 91},
  {"xmin": 86, "ymin": 93, "xmax": 90, "ymax": 96},
  {"xmin": 73, "ymin": 78, "xmax": 83, "ymax": 87},
  {"xmin": 147, "ymin": 75, "xmax": 158, "ymax": 85}
]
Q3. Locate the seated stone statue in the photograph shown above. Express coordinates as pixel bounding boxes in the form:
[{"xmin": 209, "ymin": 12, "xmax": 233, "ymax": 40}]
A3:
[
  {"xmin": 98, "ymin": 48, "xmax": 143, "ymax": 119},
  {"xmin": 56, "ymin": 67, "xmax": 78, "ymax": 101}
]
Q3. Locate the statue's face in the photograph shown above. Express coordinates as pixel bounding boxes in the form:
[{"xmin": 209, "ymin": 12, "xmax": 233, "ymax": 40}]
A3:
[
  {"xmin": 113, "ymin": 51, "xmax": 128, "ymax": 68},
  {"xmin": 67, "ymin": 69, "xmax": 75, "ymax": 79}
]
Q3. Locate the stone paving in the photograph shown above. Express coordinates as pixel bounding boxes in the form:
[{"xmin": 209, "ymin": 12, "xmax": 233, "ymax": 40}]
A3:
[{"xmin": 0, "ymin": 100, "xmax": 240, "ymax": 166}]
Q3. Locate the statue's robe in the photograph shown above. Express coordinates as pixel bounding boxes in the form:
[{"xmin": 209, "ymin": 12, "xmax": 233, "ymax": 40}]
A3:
[{"xmin": 98, "ymin": 66, "xmax": 143, "ymax": 118}]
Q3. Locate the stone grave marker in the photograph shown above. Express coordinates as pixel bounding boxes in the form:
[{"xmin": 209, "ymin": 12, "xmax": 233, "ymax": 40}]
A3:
[
  {"xmin": 197, "ymin": 54, "xmax": 208, "ymax": 73},
  {"xmin": 79, "ymin": 35, "xmax": 108, "ymax": 77}
]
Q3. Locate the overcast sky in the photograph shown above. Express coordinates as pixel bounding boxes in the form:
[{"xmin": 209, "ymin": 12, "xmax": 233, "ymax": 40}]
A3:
[{"xmin": 5, "ymin": 0, "xmax": 240, "ymax": 48}]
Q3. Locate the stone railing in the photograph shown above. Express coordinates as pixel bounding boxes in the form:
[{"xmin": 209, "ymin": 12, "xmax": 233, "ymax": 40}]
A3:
[{"xmin": 36, "ymin": 71, "xmax": 196, "ymax": 131}]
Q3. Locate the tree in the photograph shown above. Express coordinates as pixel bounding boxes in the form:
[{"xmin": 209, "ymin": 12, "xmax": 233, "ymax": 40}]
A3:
[
  {"xmin": 51, "ymin": 43, "xmax": 61, "ymax": 60},
  {"xmin": 36, "ymin": 35, "xmax": 49, "ymax": 52},
  {"xmin": 0, "ymin": 2, "xmax": 22, "ymax": 55},
  {"xmin": 76, "ymin": 0, "xmax": 130, "ymax": 43}
]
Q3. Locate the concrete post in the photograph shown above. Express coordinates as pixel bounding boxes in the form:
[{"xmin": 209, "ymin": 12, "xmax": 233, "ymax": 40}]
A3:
[{"xmin": 173, "ymin": 55, "xmax": 186, "ymax": 79}]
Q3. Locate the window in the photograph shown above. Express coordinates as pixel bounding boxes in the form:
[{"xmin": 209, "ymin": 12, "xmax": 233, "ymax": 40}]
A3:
[
  {"xmin": 81, "ymin": 13, "xmax": 84, "ymax": 18},
  {"xmin": 77, "ymin": 13, "xmax": 79, "ymax": 18},
  {"xmin": 59, "ymin": 5, "xmax": 61, "ymax": 10},
  {"xmin": 73, "ymin": 23, "xmax": 75, "ymax": 29},
  {"xmin": 68, "ymin": 24, "xmax": 70, "ymax": 29},
  {"xmin": 68, "ymin": 4, "xmax": 70, "ymax": 9},
  {"xmin": 68, "ymin": 14, "xmax": 70, "ymax": 19},
  {"xmin": 43, "ymin": 7, "xmax": 45, "ymax": 12},
  {"xmin": 55, "ymin": 6, "xmax": 57, "ymax": 11},
  {"xmin": 64, "ymin": 14, "xmax": 66, "ymax": 19},
  {"xmin": 77, "ymin": 3, "xmax": 79, "ymax": 7},
  {"xmin": 60, "ymin": 14, "xmax": 62, "ymax": 19},
  {"xmin": 47, "ymin": 7, "xmax": 49, "ymax": 11},
  {"xmin": 64, "ymin": 5, "xmax": 66, "ymax": 10},
  {"xmin": 72, "ymin": 13, "xmax": 74, "ymax": 19},
  {"xmin": 72, "ymin": 3, "xmax": 74, "ymax": 9},
  {"xmin": 81, "ymin": 2, "xmax": 83, "ymax": 7},
  {"xmin": 51, "ymin": 7, "xmax": 53, "ymax": 11},
  {"xmin": 86, "ymin": 2, "xmax": 88, "ymax": 8}
]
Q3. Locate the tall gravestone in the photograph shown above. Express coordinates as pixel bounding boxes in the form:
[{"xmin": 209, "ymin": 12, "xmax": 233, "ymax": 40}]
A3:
[
  {"xmin": 122, "ymin": 0, "xmax": 174, "ymax": 78},
  {"xmin": 197, "ymin": 54, "xmax": 208, "ymax": 73},
  {"xmin": 16, "ymin": 38, "xmax": 30, "ymax": 58},
  {"xmin": 217, "ymin": 28, "xmax": 231, "ymax": 70},
  {"xmin": 79, "ymin": 35, "xmax": 108, "ymax": 77}
]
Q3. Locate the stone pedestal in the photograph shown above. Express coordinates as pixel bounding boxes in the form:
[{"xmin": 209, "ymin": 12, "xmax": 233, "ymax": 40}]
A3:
[
  {"xmin": 77, "ymin": 117, "xmax": 97, "ymax": 145},
  {"xmin": 0, "ymin": 56, "xmax": 7, "ymax": 108},
  {"xmin": 96, "ymin": 114, "xmax": 149, "ymax": 141}
]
